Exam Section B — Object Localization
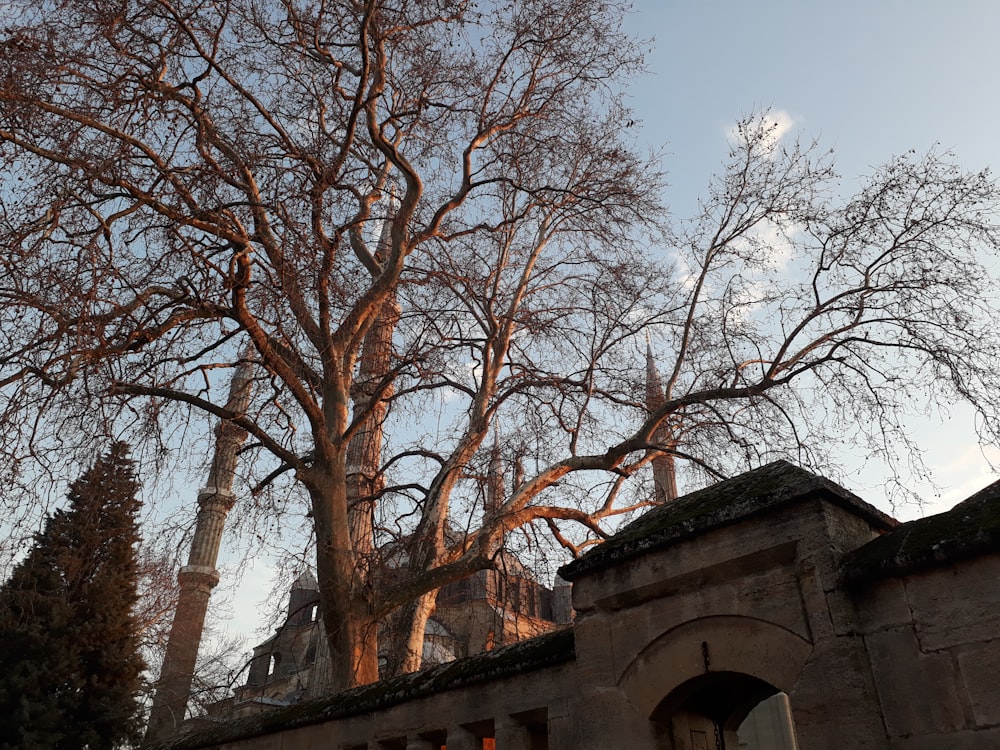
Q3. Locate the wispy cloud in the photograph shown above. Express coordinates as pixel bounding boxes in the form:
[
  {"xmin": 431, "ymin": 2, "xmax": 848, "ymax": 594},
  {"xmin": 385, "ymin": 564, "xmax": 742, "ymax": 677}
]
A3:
[
  {"xmin": 746, "ymin": 218, "xmax": 801, "ymax": 271},
  {"xmin": 726, "ymin": 109, "xmax": 797, "ymax": 157}
]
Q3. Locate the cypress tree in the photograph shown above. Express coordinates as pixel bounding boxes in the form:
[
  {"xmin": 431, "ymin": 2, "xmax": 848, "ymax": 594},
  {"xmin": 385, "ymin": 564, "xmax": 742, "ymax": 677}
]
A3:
[{"xmin": 0, "ymin": 443, "xmax": 145, "ymax": 749}]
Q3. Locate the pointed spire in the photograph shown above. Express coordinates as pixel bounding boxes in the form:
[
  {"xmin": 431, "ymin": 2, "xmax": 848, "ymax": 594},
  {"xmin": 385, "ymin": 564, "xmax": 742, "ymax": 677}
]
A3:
[
  {"xmin": 374, "ymin": 185, "xmax": 397, "ymax": 260},
  {"xmin": 292, "ymin": 569, "xmax": 318, "ymax": 591},
  {"xmin": 645, "ymin": 335, "xmax": 665, "ymax": 412}
]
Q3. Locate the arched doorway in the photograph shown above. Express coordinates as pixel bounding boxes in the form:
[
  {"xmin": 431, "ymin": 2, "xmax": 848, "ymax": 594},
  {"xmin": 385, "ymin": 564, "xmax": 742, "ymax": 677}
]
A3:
[
  {"xmin": 651, "ymin": 671, "xmax": 798, "ymax": 749},
  {"xmin": 617, "ymin": 616, "xmax": 810, "ymax": 750}
]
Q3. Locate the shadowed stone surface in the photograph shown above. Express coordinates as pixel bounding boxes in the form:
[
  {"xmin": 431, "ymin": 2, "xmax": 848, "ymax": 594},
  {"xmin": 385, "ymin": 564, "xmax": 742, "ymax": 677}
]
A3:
[{"xmin": 145, "ymin": 463, "xmax": 1000, "ymax": 750}]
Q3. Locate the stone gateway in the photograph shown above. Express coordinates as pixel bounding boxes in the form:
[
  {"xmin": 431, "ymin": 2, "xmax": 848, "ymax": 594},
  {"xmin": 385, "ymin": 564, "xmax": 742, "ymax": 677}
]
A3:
[{"xmin": 149, "ymin": 461, "xmax": 1000, "ymax": 750}]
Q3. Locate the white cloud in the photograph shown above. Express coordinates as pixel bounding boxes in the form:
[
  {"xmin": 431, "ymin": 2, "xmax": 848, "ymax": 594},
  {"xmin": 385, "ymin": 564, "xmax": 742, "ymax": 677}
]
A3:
[
  {"xmin": 673, "ymin": 257, "xmax": 698, "ymax": 291},
  {"xmin": 726, "ymin": 109, "xmax": 797, "ymax": 157},
  {"xmin": 751, "ymin": 218, "xmax": 800, "ymax": 271},
  {"xmin": 898, "ymin": 443, "xmax": 1000, "ymax": 521}
]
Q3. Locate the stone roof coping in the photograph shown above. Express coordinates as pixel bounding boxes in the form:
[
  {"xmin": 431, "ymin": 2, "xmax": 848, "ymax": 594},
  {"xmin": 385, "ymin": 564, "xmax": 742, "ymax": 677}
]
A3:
[
  {"xmin": 148, "ymin": 627, "xmax": 575, "ymax": 750},
  {"xmin": 843, "ymin": 476, "xmax": 1000, "ymax": 585},
  {"xmin": 559, "ymin": 460, "xmax": 896, "ymax": 581}
]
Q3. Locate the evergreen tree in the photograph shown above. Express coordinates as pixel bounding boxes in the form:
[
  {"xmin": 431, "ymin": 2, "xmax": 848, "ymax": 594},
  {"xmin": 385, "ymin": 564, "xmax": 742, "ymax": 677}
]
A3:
[{"xmin": 0, "ymin": 443, "xmax": 145, "ymax": 749}]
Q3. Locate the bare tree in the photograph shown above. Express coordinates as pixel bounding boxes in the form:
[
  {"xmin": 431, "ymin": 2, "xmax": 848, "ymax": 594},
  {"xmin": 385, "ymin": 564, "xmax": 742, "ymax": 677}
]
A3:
[
  {"xmin": 0, "ymin": 0, "xmax": 661, "ymax": 691},
  {"xmin": 373, "ymin": 116, "xmax": 1000, "ymax": 670},
  {"xmin": 648, "ymin": 120, "xmax": 1000, "ymax": 488},
  {"xmin": 1, "ymin": 0, "xmax": 999, "ymax": 703}
]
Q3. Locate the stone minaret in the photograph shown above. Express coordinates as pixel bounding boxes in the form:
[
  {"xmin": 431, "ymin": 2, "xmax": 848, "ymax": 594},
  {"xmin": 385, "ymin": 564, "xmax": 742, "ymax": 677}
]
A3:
[
  {"xmin": 146, "ymin": 360, "xmax": 254, "ymax": 741},
  {"xmin": 347, "ymin": 196, "xmax": 399, "ymax": 564},
  {"xmin": 646, "ymin": 341, "xmax": 678, "ymax": 503},
  {"xmin": 484, "ymin": 441, "xmax": 504, "ymax": 516}
]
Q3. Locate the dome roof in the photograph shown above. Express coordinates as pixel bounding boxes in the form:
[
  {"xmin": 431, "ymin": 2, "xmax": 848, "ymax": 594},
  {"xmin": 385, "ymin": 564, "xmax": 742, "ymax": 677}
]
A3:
[{"xmin": 291, "ymin": 569, "xmax": 318, "ymax": 591}]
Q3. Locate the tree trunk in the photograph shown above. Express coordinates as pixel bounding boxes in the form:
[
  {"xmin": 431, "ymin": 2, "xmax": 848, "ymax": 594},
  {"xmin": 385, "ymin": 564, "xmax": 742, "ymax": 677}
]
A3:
[
  {"xmin": 346, "ymin": 292, "xmax": 399, "ymax": 573},
  {"xmin": 309, "ymin": 457, "xmax": 380, "ymax": 689},
  {"xmin": 388, "ymin": 589, "xmax": 438, "ymax": 675}
]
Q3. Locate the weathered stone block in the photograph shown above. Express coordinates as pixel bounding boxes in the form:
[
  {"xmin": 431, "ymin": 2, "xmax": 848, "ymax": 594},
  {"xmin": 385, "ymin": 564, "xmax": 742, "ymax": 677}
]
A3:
[
  {"xmin": 957, "ymin": 641, "xmax": 1000, "ymax": 727},
  {"xmin": 790, "ymin": 636, "xmax": 888, "ymax": 748},
  {"xmin": 889, "ymin": 726, "xmax": 1000, "ymax": 750},
  {"xmin": 851, "ymin": 577, "xmax": 913, "ymax": 633},
  {"xmin": 567, "ymin": 613, "xmax": 617, "ymax": 685},
  {"xmin": 905, "ymin": 556, "xmax": 1000, "ymax": 651},
  {"xmin": 284, "ymin": 722, "xmax": 336, "ymax": 749},
  {"xmin": 794, "ymin": 553, "xmax": 837, "ymax": 639},
  {"xmin": 825, "ymin": 587, "xmax": 862, "ymax": 636},
  {"xmin": 865, "ymin": 627, "xmax": 965, "ymax": 737},
  {"xmin": 793, "ymin": 716, "xmax": 889, "ymax": 750},
  {"xmin": 738, "ymin": 566, "xmax": 807, "ymax": 631}
]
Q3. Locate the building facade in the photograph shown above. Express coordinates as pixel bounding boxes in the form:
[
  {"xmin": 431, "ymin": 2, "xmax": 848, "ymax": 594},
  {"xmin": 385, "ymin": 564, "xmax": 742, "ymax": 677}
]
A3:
[{"xmin": 208, "ymin": 556, "xmax": 572, "ymax": 721}]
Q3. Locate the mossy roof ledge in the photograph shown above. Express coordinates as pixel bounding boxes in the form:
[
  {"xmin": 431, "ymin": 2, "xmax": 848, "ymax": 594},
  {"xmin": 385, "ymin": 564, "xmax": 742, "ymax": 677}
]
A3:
[
  {"xmin": 844, "ymin": 476, "xmax": 1000, "ymax": 586},
  {"xmin": 147, "ymin": 627, "xmax": 575, "ymax": 750},
  {"xmin": 559, "ymin": 460, "xmax": 896, "ymax": 581}
]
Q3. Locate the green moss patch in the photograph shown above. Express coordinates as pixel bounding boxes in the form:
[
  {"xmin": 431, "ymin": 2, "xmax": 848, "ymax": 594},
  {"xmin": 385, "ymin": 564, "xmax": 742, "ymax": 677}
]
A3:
[
  {"xmin": 844, "ymin": 478, "xmax": 1000, "ymax": 585},
  {"xmin": 560, "ymin": 460, "xmax": 894, "ymax": 581}
]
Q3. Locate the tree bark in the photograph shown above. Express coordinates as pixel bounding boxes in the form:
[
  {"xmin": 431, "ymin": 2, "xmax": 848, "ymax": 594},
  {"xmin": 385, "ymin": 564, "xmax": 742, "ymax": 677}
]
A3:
[
  {"xmin": 389, "ymin": 590, "xmax": 437, "ymax": 675},
  {"xmin": 309, "ymin": 456, "xmax": 380, "ymax": 688},
  {"xmin": 347, "ymin": 291, "xmax": 399, "ymax": 572}
]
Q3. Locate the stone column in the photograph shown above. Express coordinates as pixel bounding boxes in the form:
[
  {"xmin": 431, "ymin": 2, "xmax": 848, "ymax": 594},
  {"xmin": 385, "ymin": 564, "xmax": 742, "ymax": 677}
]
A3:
[
  {"xmin": 645, "ymin": 342, "xmax": 678, "ymax": 503},
  {"xmin": 143, "ymin": 559, "xmax": 221, "ymax": 739},
  {"xmin": 446, "ymin": 726, "xmax": 480, "ymax": 750},
  {"xmin": 145, "ymin": 362, "xmax": 253, "ymax": 741},
  {"xmin": 495, "ymin": 717, "xmax": 533, "ymax": 750}
]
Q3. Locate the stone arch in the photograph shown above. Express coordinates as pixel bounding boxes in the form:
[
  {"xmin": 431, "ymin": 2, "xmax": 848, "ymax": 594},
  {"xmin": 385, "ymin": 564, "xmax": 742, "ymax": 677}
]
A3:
[
  {"xmin": 619, "ymin": 615, "xmax": 812, "ymax": 721},
  {"xmin": 651, "ymin": 672, "xmax": 801, "ymax": 750}
]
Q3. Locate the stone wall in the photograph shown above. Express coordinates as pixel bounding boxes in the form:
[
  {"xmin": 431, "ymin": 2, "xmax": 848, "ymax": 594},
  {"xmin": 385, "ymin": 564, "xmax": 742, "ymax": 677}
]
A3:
[
  {"xmin": 150, "ymin": 461, "xmax": 1000, "ymax": 750},
  {"xmin": 844, "ymin": 479, "xmax": 1000, "ymax": 749}
]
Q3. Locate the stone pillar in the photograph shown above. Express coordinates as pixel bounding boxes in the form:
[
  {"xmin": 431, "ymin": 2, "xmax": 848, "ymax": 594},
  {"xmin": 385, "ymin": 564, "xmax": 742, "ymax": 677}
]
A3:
[
  {"xmin": 645, "ymin": 342, "xmax": 678, "ymax": 503},
  {"xmin": 145, "ymin": 362, "xmax": 253, "ymax": 742},
  {"xmin": 187, "ymin": 489, "xmax": 236, "ymax": 565},
  {"xmin": 495, "ymin": 717, "xmax": 533, "ymax": 750},
  {"xmin": 446, "ymin": 726, "xmax": 480, "ymax": 750},
  {"xmin": 145, "ymin": 488, "xmax": 236, "ymax": 739}
]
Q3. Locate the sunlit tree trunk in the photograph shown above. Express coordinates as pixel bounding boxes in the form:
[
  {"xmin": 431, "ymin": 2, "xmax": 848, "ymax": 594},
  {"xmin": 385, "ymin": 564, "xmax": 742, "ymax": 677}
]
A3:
[
  {"xmin": 310, "ymin": 455, "xmax": 380, "ymax": 688},
  {"xmin": 347, "ymin": 292, "xmax": 399, "ymax": 572},
  {"xmin": 388, "ymin": 590, "xmax": 437, "ymax": 675}
]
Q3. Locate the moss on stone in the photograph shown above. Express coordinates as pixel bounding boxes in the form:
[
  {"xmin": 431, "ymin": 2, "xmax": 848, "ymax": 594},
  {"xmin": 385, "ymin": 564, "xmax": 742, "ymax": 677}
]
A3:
[
  {"xmin": 148, "ymin": 627, "xmax": 575, "ymax": 750},
  {"xmin": 843, "ymin": 478, "xmax": 1000, "ymax": 585},
  {"xmin": 560, "ymin": 460, "xmax": 895, "ymax": 581}
]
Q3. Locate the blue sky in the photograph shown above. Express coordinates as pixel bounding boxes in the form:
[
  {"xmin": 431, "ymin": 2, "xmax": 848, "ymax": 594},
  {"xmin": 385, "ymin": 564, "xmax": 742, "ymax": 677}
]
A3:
[
  {"xmin": 628, "ymin": 0, "xmax": 1000, "ymax": 216},
  {"xmin": 619, "ymin": 0, "xmax": 1000, "ymax": 515}
]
